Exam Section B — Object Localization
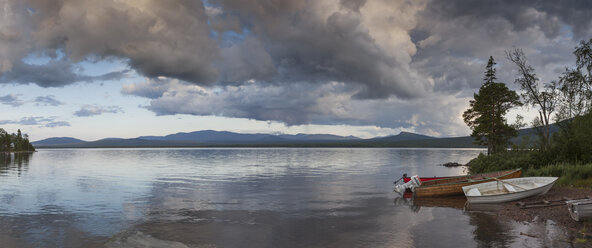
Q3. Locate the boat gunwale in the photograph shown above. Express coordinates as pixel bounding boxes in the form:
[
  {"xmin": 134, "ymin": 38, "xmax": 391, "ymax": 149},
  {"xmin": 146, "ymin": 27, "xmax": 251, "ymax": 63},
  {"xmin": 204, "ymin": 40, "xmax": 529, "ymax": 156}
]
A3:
[
  {"xmin": 418, "ymin": 168, "xmax": 522, "ymax": 188},
  {"xmin": 463, "ymin": 177, "xmax": 558, "ymax": 198}
]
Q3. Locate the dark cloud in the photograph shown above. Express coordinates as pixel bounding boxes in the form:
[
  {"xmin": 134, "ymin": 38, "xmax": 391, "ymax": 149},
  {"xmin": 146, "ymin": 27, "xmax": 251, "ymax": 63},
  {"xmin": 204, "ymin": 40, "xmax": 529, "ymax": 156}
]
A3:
[
  {"xmin": 417, "ymin": 0, "xmax": 592, "ymax": 39},
  {"xmin": 0, "ymin": 94, "xmax": 24, "ymax": 107},
  {"xmin": 123, "ymin": 78, "xmax": 469, "ymax": 136},
  {"xmin": 34, "ymin": 95, "xmax": 64, "ymax": 106},
  {"xmin": 2, "ymin": 0, "xmax": 592, "ymax": 135},
  {"xmin": 208, "ymin": 0, "xmax": 427, "ymax": 99},
  {"xmin": 1, "ymin": 0, "xmax": 427, "ymax": 99},
  {"xmin": 74, "ymin": 105, "xmax": 123, "ymax": 117},
  {"xmin": 27, "ymin": 0, "xmax": 220, "ymax": 85},
  {"xmin": 136, "ymin": 80, "xmax": 343, "ymax": 126},
  {"xmin": 340, "ymin": 0, "xmax": 367, "ymax": 12},
  {"xmin": 3, "ymin": 0, "xmax": 589, "ymax": 96},
  {"xmin": 0, "ymin": 116, "xmax": 70, "ymax": 127},
  {"xmin": 409, "ymin": 0, "xmax": 588, "ymax": 94},
  {"xmin": 0, "ymin": 60, "xmax": 129, "ymax": 87},
  {"xmin": 121, "ymin": 0, "xmax": 592, "ymax": 135}
]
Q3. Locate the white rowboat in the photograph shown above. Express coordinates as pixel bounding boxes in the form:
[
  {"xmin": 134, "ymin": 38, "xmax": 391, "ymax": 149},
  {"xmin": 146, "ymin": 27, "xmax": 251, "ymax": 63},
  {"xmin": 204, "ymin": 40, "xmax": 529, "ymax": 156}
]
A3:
[
  {"xmin": 567, "ymin": 199, "xmax": 592, "ymax": 221},
  {"xmin": 462, "ymin": 177, "xmax": 558, "ymax": 204}
]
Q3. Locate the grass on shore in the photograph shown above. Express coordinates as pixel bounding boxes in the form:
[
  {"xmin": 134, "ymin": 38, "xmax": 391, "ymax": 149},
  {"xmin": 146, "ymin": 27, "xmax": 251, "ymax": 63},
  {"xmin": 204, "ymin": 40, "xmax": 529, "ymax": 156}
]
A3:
[
  {"xmin": 467, "ymin": 150, "xmax": 592, "ymax": 188},
  {"xmin": 525, "ymin": 163, "xmax": 592, "ymax": 187}
]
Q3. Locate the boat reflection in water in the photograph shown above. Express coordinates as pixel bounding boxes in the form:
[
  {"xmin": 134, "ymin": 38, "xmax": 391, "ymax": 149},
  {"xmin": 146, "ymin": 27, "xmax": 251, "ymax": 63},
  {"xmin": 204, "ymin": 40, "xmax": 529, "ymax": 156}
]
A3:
[
  {"xmin": 392, "ymin": 194, "xmax": 549, "ymax": 248},
  {"xmin": 393, "ymin": 193, "xmax": 504, "ymax": 213}
]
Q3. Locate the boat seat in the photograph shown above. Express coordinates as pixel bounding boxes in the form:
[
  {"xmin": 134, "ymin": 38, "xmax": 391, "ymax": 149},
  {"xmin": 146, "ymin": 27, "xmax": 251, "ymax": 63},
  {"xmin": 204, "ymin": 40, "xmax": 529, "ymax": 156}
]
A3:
[
  {"xmin": 466, "ymin": 188, "xmax": 481, "ymax": 196},
  {"xmin": 503, "ymin": 184, "xmax": 517, "ymax": 192}
]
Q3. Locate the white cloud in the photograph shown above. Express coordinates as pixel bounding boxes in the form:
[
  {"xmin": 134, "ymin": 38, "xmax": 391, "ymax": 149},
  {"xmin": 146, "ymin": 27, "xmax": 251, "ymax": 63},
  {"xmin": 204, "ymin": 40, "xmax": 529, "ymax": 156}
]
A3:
[{"xmin": 74, "ymin": 105, "xmax": 123, "ymax": 117}]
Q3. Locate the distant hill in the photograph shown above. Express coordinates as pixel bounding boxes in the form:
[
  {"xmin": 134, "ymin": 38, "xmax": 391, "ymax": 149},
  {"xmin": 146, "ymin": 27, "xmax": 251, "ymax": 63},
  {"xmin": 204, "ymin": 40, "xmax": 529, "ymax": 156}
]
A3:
[
  {"xmin": 32, "ymin": 124, "xmax": 561, "ymax": 148},
  {"xmin": 139, "ymin": 130, "xmax": 360, "ymax": 143},
  {"xmin": 34, "ymin": 130, "xmax": 361, "ymax": 148},
  {"xmin": 370, "ymin": 131, "xmax": 436, "ymax": 142},
  {"xmin": 61, "ymin": 138, "xmax": 197, "ymax": 148},
  {"xmin": 32, "ymin": 137, "xmax": 86, "ymax": 145},
  {"xmin": 278, "ymin": 133, "xmax": 360, "ymax": 141},
  {"xmin": 140, "ymin": 130, "xmax": 284, "ymax": 143}
]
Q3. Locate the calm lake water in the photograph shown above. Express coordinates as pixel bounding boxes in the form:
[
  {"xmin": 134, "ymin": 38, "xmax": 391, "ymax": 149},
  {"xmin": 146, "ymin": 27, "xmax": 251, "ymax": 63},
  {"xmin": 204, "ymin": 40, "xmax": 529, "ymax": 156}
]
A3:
[{"xmin": 0, "ymin": 148, "xmax": 573, "ymax": 247}]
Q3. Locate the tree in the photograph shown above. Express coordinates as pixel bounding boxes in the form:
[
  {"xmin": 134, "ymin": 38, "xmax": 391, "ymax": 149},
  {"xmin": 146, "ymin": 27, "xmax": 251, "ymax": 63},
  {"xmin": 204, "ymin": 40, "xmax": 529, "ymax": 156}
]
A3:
[
  {"xmin": 556, "ymin": 39, "xmax": 592, "ymax": 123},
  {"xmin": 0, "ymin": 128, "xmax": 35, "ymax": 152},
  {"xmin": 552, "ymin": 111, "xmax": 592, "ymax": 163},
  {"xmin": 464, "ymin": 56, "xmax": 522, "ymax": 155},
  {"xmin": 14, "ymin": 129, "xmax": 23, "ymax": 151},
  {"xmin": 0, "ymin": 128, "xmax": 10, "ymax": 152},
  {"xmin": 506, "ymin": 49, "xmax": 558, "ymax": 151}
]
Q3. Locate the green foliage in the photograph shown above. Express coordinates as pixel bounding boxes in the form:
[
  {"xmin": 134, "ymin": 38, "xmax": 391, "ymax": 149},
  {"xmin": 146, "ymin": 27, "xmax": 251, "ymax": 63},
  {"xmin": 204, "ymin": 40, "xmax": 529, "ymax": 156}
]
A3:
[
  {"xmin": 0, "ymin": 128, "xmax": 35, "ymax": 152},
  {"xmin": 525, "ymin": 163, "xmax": 592, "ymax": 187},
  {"xmin": 507, "ymin": 48, "xmax": 558, "ymax": 151},
  {"xmin": 556, "ymin": 38, "xmax": 592, "ymax": 122},
  {"xmin": 467, "ymin": 150, "xmax": 547, "ymax": 174},
  {"xmin": 464, "ymin": 56, "xmax": 522, "ymax": 155},
  {"xmin": 468, "ymin": 40, "xmax": 592, "ymax": 186},
  {"xmin": 551, "ymin": 112, "xmax": 592, "ymax": 163}
]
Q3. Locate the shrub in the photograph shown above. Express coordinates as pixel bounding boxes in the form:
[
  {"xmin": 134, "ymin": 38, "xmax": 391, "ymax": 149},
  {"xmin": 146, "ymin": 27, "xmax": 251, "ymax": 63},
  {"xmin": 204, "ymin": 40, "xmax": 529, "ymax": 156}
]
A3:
[
  {"xmin": 551, "ymin": 112, "xmax": 592, "ymax": 164},
  {"xmin": 525, "ymin": 163, "xmax": 592, "ymax": 187},
  {"xmin": 467, "ymin": 150, "xmax": 548, "ymax": 174}
]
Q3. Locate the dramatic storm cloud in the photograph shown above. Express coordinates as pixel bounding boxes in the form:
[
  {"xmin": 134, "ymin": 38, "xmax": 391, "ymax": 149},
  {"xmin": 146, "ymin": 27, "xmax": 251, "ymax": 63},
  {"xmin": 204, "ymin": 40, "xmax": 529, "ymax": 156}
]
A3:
[
  {"xmin": 1, "ymin": 0, "xmax": 426, "ymax": 97},
  {"xmin": 2, "ymin": 0, "xmax": 592, "ymax": 136},
  {"xmin": 123, "ymin": 78, "xmax": 469, "ymax": 136},
  {"xmin": 0, "ymin": 0, "xmax": 217, "ymax": 86}
]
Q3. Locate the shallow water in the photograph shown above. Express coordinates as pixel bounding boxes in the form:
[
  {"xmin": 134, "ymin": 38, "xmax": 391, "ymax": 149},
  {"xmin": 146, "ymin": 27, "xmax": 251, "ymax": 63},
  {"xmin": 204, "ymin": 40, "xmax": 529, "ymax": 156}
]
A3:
[{"xmin": 0, "ymin": 148, "xmax": 575, "ymax": 247}]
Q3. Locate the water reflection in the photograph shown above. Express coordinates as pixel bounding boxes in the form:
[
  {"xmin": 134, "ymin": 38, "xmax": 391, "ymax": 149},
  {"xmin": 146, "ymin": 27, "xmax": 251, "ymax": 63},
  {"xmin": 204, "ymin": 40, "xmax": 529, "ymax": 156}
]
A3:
[
  {"xmin": 467, "ymin": 211, "xmax": 513, "ymax": 247},
  {"xmin": 0, "ymin": 152, "xmax": 33, "ymax": 176},
  {"xmin": 391, "ymin": 193, "xmax": 580, "ymax": 248},
  {"xmin": 393, "ymin": 194, "xmax": 468, "ymax": 211},
  {"xmin": 4, "ymin": 148, "xmax": 533, "ymax": 247}
]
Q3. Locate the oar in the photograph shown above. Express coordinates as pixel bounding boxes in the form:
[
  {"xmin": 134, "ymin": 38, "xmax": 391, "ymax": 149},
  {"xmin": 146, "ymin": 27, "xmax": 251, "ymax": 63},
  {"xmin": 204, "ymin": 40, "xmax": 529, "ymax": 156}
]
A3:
[{"xmin": 488, "ymin": 177, "xmax": 527, "ymax": 191}]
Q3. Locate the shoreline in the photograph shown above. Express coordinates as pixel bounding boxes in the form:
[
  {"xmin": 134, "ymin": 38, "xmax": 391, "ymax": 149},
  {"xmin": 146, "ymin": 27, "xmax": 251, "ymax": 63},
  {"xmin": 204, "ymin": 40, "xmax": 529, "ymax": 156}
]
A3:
[
  {"xmin": 1, "ymin": 151, "xmax": 36, "ymax": 154},
  {"xmin": 497, "ymin": 186, "xmax": 592, "ymax": 232}
]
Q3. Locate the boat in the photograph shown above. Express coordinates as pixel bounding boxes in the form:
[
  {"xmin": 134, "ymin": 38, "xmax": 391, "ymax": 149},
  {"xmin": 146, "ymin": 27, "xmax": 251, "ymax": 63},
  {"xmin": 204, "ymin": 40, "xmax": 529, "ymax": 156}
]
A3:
[
  {"xmin": 394, "ymin": 168, "xmax": 522, "ymax": 197},
  {"xmin": 402, "ymin": 175, "xmax": 450, "ymax": 183},
  {"xmin": 462, "ymin": 177, "xmax": 558, "ymax": 204},
  {"xmin": 567, "ymin": 199, "xmax": 592, "ymax": 221}
]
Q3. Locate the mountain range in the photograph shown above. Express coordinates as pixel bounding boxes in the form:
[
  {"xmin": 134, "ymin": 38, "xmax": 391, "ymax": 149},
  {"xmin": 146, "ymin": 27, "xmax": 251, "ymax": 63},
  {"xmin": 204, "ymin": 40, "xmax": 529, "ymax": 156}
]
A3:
[
  {"xmin": 32, "ymin": 126, "xmax": 555, "ymax": 148},
  {"xmin": 32, "ymin": 130, "xmax": 363, "ymax": 148}
]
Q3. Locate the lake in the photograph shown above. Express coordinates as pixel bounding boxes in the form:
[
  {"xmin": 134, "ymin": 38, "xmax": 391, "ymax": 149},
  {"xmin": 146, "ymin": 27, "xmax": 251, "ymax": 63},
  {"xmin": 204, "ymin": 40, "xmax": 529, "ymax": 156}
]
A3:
[{"xmin": 0, "ymin": 148, "xmax": 573, "ymax": 247}]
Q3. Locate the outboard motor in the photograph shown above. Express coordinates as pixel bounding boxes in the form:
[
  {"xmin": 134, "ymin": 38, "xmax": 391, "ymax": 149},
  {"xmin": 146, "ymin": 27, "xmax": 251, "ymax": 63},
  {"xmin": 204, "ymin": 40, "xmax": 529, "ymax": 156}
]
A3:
[{"xmin": 394, "ymin": 175, "xmax": 421, "ymax": 193}]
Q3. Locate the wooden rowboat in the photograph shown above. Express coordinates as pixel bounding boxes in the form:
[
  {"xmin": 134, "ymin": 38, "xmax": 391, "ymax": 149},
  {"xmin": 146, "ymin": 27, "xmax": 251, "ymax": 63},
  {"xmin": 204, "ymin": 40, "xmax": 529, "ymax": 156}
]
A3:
[
  {"xmin": 403, "ymin": 175, "xmax": 450, "ymax": 183},
  {"xmin": 567, "ymin": 199, "xmax": 592, "ymax": 221},
  {"xmin": 413, "ymin": 168, "xmax": 522, "ymax": 197},
  {"xmin": 462, "ymin": 177, "xmax": 557, "ymax": 204}
]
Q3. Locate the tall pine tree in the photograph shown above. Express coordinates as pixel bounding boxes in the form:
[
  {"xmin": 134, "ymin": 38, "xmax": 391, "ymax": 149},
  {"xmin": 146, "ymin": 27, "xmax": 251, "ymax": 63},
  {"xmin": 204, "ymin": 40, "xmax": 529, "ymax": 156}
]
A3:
[{"xmin": 463, "ymin": 56, "xmax": 522, "ymax": 155}]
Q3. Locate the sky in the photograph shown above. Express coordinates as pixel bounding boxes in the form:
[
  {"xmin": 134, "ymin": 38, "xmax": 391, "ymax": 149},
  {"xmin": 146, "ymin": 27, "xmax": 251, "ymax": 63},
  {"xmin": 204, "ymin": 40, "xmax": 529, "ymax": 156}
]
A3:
[{"xmin": 1, "ymin": 0, "xmax": 591, "ymax": 141}]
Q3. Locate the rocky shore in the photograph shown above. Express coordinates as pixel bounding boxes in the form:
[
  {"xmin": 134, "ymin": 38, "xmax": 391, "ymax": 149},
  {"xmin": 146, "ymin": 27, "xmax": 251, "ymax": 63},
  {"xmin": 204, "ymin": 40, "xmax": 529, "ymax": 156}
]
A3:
[{"xmin": 496, "ymin": 186, "xmax": 592, "ymax": 243}]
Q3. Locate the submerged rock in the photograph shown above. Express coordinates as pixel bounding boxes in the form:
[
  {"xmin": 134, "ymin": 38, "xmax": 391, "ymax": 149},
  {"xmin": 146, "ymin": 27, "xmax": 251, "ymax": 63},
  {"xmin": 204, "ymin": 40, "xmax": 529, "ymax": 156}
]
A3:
[
  {"xmin": 105, "ymin": 230, "xmax": 192, "ymax": 248},
  {"xmin": 442, "ymin": 162, "xmax": 464, "ymax": 167}
]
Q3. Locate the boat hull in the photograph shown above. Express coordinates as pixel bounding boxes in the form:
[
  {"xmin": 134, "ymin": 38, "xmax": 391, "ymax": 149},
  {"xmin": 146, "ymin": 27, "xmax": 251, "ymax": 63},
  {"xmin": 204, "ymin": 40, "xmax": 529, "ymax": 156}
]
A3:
[
  {"xmin": 413, "ymin": 168, "xmax": 522, "ymax": 197},
  {"xmin": 462, "ymin": 177, "xmax": 557, "ymax": 204},
  {"xmin": 567, "ymin": 199, "xmax": 592, "ymax": 221},
  {"xmin": 403, "ymin": 176, "xmax": 449, "ymax": 183}
]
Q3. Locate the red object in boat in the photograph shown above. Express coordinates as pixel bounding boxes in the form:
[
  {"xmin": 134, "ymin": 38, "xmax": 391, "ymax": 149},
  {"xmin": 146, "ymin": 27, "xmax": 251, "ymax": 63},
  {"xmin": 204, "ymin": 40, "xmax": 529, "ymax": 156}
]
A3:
[
  {"xmin": 402, "ymin": 191, "xmax": 414, "ymax": 199},
  {"xmin": 403, "ymin": 176, "xmax": 450, "ymax": 183}
]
